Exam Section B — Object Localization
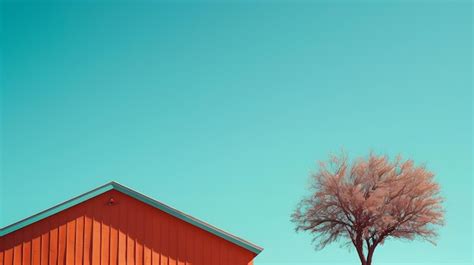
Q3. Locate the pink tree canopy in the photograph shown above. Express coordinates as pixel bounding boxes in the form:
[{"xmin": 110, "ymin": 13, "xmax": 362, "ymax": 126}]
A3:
[{"xmin": 292, "ymin": 153, "xmax": 444, "ymax": 265}]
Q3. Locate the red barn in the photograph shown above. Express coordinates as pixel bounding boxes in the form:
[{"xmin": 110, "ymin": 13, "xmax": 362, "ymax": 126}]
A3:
[{"xmin": 0, "ymin": 182, "xmax": 262, "ymax": 265}]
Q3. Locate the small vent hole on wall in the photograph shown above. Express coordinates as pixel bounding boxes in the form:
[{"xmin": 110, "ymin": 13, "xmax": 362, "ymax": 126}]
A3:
[{"xmin": 107, "ymin": 197, "xmax": 117, "ymax": 206}]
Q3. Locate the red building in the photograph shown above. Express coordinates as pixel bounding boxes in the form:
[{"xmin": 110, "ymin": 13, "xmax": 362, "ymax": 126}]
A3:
[{"xmin": 0, "ymin": 182, "xmax": 262, "ymax": 265}]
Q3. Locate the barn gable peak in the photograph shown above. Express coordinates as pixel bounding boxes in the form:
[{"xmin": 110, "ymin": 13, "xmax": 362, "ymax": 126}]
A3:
[{"xmin": 0, "ymin": 181, "xmax": 263, "ymax": 255}]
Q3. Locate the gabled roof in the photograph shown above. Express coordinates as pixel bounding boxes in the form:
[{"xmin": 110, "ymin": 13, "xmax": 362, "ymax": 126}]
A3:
[{"xmin": 0, "ymin": 181, "xmax": 263, "ymax": 255}]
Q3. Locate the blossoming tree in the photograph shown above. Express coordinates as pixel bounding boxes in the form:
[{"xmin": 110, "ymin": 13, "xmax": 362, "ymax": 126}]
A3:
[{"xmin": 291, "ymin": 153, "xmax": 444, "ymax": 265}]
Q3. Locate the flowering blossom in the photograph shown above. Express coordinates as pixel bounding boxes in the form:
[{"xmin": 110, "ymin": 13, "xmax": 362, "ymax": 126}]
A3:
[{"xmin": 291, "ymin": 153, "xmax": 444, "ymax": 265}]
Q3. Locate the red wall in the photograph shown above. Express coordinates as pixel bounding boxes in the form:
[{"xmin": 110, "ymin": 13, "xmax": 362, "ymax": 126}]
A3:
[{"xmin": 0, "ymin": 190, "xmax": 256, "ymax": 265}]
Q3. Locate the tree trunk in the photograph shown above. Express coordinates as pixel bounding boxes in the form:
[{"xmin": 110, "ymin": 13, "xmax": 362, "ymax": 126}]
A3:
[
  {"xmin": 355, "ymin": 244, "xmax": 367, "ymax": 265},
  {"xmin": 355, "ymin": 243, "xmax": 376, "ymax": 265},
  {"xmin": 365, "ymin": 245, "xmax": 376, "ymax": 265}
]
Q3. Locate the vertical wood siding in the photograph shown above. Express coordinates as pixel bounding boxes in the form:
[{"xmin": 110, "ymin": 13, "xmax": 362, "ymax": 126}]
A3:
[{"xmin": 0, "ymin": 191, "xmax": 255, "ymax": 265}]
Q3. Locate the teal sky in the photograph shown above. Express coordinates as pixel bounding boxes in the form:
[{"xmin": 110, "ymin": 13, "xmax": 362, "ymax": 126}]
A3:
[{"xmin": 0, "ymin": 1, "xmax": 472, "ymax": 265}]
